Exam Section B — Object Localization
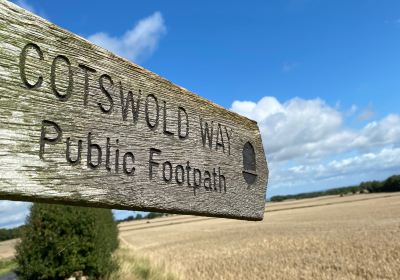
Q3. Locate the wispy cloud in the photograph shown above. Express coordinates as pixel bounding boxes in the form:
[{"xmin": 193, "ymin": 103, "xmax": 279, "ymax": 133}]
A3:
[
  {"xmin": 0, "ymin": 201, "xmax": 31, "ymax": 228},
  {"xmin": 88, "ymin": 12, "xmax": 166, "ymax": 63},
  {"xmin": 346, "ymin": 104, "xmax": 358, "ymax": 116},
  {"xmin": 232, "ymin": 97, "xmax": 400, "ymax": 161},
  {"xmin": 231, "ymin": 96, "xmax": 400, "ymax": 195},
  {"xmin": 12, "ymin": 2, "xmax": 166, "ymax": 64},
  {"xmin": 357, "ymin": 104, "xmax": 375, "ymax": 121}
]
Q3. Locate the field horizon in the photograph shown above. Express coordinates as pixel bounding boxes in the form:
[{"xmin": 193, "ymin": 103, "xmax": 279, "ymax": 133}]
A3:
[
  {"xmin": 1, "ymin": 193, "xmax": 399, "ymax": 279},
  {"xmin": 117, "ymin": 192, "xmax": 400, "ymax": 279}
]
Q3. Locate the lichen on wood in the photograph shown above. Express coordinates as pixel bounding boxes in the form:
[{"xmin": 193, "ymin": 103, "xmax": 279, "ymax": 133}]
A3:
[{"xmin": 0, "ymin": 0, "xmax": 268, "ymax": 220}]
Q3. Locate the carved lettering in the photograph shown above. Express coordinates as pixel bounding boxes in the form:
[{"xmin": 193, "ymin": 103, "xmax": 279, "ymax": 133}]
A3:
[
  {"xmin": 216, "ymin": 123, "xmax": 225, "ymax": 152},
  {"xmin": 115, "ymin": 139, "xmax": 120, "ymax": 174},
  {"xmin": 87, "ymin": 132, "xmax": 102, "ymax": 169},
  {"xmin": 105, "ymin": 137, "xmax": 112, "ymax": 171},
  {"xmin": 146, "ymin": 148, "xmax": 226, "ymax": 194},
  {"xmin": 145, "ymin": 94, "xmax": 160, "ymax": 130},
  {"xmin": 78, "ymin": 63, "xmax": 96, "ymax": 107},
  {"xmin": 186, "ymin": 161, "xmax": 191, "ymax": 187},
  {"xmin": 178, "ymin": 107, "xmax": 189, "ymax": 139},
  {"xmin": 20, "ymin": 42, "xmax": 44, "ymax": 89},
  {"xmin": 204, "ymin": 171, "xmax": 211, "ymax": 191},
  {"xmin": 163, "ymin": 161, "xmax": 172, "ymax": 183},
  {"xmin": 0, "ymin": 3, "xmax": 270, "ymax": 221},
  {"xmin": 149, "ymin": 148, "xmax": 161, "ymax": 179},
  {"xmin": 225, "ymin": 126, "xmax": 233, "ymax": 155},
  {"xmin": 200, "ymin": 119, "xmax": 232, "ymax": 155},
  {"xmin": 119, "ymin": 82, "xmax": 141, "ymax": 124},
  {"xmin": 66, "ymin": 137, "xmax": 82, "ymax": 165},
  {"xmin": 123, "ymin": 152, "xmax": 135, "ymax": 175},
  {"xmin": 175, "ymin": 164, "xmax": 184, "ymax": 185},
  {"xmin": 23, "ymin": 45, "xmax": 234, "ymax": 197},
  {"xmin": 200, "ymin": 119, "xmax": 213, "ymax": 149},
  {"xmin": 39, "ymin": 120, "xmax": 62, "ymax": 159},
  {"xmin": 98, "ymin": 74, "xmax": 114, "ymax": 114},
  {"xmin": 163, "ymin": 101, "xmax": 174, "ymax": 136},
  {"xmin": 51, "ymin": 54, "xmax": 73, "ymax": 101}
]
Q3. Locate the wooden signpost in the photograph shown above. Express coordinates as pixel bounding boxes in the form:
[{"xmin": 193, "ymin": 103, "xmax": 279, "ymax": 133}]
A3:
[{"xmin": 0, "ymin": 0, "xmax": 268, "ymax": 220}]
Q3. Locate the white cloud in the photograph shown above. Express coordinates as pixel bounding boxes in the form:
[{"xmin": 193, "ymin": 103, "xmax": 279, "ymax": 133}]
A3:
[
  {"xmin": 0, "ymin": 201, "xmax": 31, "ymax": 228},
  {"xmin": 88, "ymin": 12, "xmax": 166, "ymax": 63},
  {"xmin": 268, "ymin": 147, "xmax": 400, "ymax": 196},
  {"xmin": 328, "ymin": 148, "xmax": 400, "ymax": 173},
  {"xmin": 232, "ymin": 97, "xmax": 345, "ymax": 161},
  {"xmin": 278, "ymin": 147, "xmax": 400, "ymax": 183},
  {"xmin": 232, "ymin": 97, "xmax": 400, "ymax": 162},
  {"xmin": 357, "ymin": 104, "xmax": 375, "ymax": 121},
  {"xmin": 231, "ymin": 96, "xmax": 400, "ymax": 195}
]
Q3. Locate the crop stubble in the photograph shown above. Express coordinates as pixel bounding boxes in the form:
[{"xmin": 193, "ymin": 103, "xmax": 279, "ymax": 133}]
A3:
[{"xmin": 119, "ymin": 193, "xmax": 400, "ymax": 280}]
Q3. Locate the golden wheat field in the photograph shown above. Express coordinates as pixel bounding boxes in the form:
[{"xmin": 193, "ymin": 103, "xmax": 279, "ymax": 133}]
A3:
[
  {"xmin": 117, "ymin": 193, "xmax": 400, "ymax": 280},
  {"xmin": 1, "ymin": 193, "xmax": 399, "ymax": 279},
  {"xmin": 0, "ymin": 239, "xmax": 17, "ymax": 260}
]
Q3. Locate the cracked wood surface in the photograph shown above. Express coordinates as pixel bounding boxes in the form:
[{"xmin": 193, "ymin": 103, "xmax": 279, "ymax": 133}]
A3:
[{"xmin": 0, "ymin": 0, "xmax": 268, "ymax": 220}]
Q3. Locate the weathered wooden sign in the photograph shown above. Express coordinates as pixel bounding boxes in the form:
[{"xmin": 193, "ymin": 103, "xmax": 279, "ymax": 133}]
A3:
[{"xmin": 0, "ymin": 0, "xmax": 268, "ymax": 220}]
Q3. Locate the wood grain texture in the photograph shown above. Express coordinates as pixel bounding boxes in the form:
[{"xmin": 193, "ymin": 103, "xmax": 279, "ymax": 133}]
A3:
[{"xmin": 0, "ymin": 0, "xmax": 268, "ymax": 220}]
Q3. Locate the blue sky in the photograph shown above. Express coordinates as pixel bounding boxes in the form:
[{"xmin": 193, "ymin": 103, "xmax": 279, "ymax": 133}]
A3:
[{"xmin": 1, "ymin": 0, "xmax": 400, "ymax": 227}]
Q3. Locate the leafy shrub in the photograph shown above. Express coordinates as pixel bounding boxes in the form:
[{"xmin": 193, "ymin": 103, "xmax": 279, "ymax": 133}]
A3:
[{"xmin": 15, "ymin": 203, "xmax": 118, "ymax": 279}]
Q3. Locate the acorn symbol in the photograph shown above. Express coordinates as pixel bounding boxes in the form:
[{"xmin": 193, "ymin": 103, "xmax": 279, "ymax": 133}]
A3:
[{"xmin": 242, "ymin": 142, "xmax": 257, "ymax": 185}]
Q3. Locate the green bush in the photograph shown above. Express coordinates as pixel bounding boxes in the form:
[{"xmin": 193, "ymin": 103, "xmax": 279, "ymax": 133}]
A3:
[{"xmin": 15, "ymin": 203, "xmax": 118, "ymax": 280}]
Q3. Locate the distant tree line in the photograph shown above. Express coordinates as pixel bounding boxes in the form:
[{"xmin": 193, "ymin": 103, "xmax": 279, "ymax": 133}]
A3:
[
  {"xmin": 270, "ymin": 174, "xmax": 400, "ymax": 202},
  {"xmin": 0, "ymin": 212, "xmax": 168, "ymax": 241},
  {"xmin": 0, "ymin": 225, "xmax": 25, "ymax": 242},
  {"xmin": 117, "ymin": 212, "xmax": 167, "ymax": 223}
]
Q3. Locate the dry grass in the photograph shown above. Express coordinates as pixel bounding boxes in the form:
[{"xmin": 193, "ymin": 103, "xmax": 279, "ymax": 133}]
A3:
[
  {"xmin": 0, "ymin": 259, "xmax": 17, "ymax": 277},
  {"xmin": 108, "ymin": 246, "xmax": 176, "ymax": 280},
  {"xmin": 119, "ymin": 193, "xmax": 400, "ymax": 280},
  {"xmin": 0, "ymin": 239, "xmax": 18, "ymax": 260},
  {"xmin": 2, "ymin": 193, "xmax": 399, "ymax": 279}
]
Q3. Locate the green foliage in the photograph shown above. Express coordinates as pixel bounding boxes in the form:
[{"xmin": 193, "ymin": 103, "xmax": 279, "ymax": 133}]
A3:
[
  {"xmin": 117, "ymin": 213, "xmax": 144, "ymax": 223},
  {"xmin": 0, "ymin": 259, "xmax": 17, "ymax": 277},
  {"xmin": 270, "ymin": 174, "xmax": 400, "ymax": 202},
  {"xmin": 15, "ymin": 204, "xmax": 118, "ymax": 280},
  {"xmin": 0, "ymin": 225, "xmax": 25, "ymax": 242},
  {"xmin": 146, "ymin": 212, "xmax": 165, "ymax": 219},
  {"xmin": 117, "ymin": 212, "xmax": 165, "ymax": 223},
  {"xmin": 382, "ymin": 175, "xmax": 400, "ymax": 192},
  {"xmin": 136, "ymin": 213, "xmax": 143, "ymax": 220},
  {"xmin": 109, "ymin": 248, "xmax": 177, "ymax": 280}
]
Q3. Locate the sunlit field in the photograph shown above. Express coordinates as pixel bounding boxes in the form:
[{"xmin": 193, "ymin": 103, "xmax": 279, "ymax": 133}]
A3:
[
  {"xmin": 1, "ymin": 193, "xmax": 399, "ymax": 279},
  {"xmin": 117, "ymin": 193, "xmax": 400, "ymax": 280},
  {"xmin": 0, "ymin": 239, "xmax": 17, "ymax": 260}
]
